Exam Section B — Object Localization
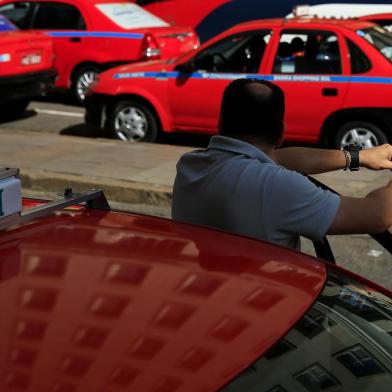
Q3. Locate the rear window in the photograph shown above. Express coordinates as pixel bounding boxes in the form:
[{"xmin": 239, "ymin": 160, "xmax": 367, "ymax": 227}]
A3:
[
  {"xmin": 0, "ymin": 15, "xmax": 17, "ymax": 31},
  {"xmin": 96, "ymin": 3, "xmax": 169, "ymax": 29},
  {"xmin": 357, "ymin": 26, "xmax": 392, "ymax": 62},
  {"xmin": 221, "ymin": 269, "xmax": 392, "ymax": 391}
]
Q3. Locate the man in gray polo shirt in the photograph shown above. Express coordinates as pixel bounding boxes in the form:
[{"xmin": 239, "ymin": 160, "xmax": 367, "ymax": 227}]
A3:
[{"xmin": 172, "ymin": 79, "xmax": 392, "ymax": 250}]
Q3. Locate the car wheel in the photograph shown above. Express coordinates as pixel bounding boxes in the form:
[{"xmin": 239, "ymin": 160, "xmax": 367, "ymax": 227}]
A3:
[
  {"xmin": 108, "ymin": 100, "xmax": 158, "ymax": 143},
  {"xmin": 72, "ymin": 65, "xmax": 100, "ymax": 104},
  {"xmin": 334, "ymin": 121, "xmax": 388, "ymax": 149}
]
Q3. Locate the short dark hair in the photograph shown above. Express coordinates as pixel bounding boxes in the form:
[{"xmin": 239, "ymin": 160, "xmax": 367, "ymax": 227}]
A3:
[{"xmin": 219, "ymin": 79, "xmax": 285, "ymax": 145}]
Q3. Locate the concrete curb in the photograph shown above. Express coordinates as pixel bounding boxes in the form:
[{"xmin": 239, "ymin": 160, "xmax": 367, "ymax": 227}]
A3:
[{"xmin": 20, "ymin": 169, "xmax": 172, "ymax": 208}]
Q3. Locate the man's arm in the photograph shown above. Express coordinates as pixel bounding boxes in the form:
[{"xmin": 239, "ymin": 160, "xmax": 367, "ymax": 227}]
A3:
[
  {"xmin": 274, "ymin": 144, "xmax": 392, "ymax": 174},
  {"xmin": 328, "ymin": 181, "xmax": 392, "ymax": 234}
]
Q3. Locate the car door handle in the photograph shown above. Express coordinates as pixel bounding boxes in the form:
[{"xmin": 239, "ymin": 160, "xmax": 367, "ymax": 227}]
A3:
[
  {"xmin": 69, "ymin": 37, "xmax": 81, "ymax": 43},
  {"xmin": 322, "ymin": 88, "xmax": 338, "ymax": 97}
]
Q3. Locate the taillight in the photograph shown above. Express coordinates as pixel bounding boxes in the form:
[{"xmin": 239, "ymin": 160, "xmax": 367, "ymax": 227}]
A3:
[{"xmin": 142, "ymin": 33, "xmax": 161, "ymax": 60}]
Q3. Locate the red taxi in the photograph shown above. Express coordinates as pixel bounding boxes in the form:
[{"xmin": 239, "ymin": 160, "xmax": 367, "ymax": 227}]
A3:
[
  {"xmin": 0, "ymin": 15, "xmax": 55, "ymax": 117},
  {"xmin": 2, "ymin": 168, "xmax": 392, "ymax": 391},
  {"xmin": 85, "ymin": 18, "xmax": 392, "ymax": 148},
  {"xmin": 0, "ymin": 0, "xmax": 199, "ymax": 102}
]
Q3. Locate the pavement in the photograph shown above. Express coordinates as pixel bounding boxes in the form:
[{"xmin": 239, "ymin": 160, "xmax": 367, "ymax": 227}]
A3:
[
  {"xmin": 1, "ymin": 127, "xmax": 391, "ymax": 206},
  {"xmin": 0, "ymin": 128, "xmax": 192, "ymax": 211}
]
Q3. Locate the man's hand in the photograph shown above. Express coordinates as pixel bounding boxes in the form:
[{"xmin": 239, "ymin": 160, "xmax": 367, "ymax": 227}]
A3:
[{"xmin": 360, "ymin": 144, "xmax": 392, "ymax": 170}]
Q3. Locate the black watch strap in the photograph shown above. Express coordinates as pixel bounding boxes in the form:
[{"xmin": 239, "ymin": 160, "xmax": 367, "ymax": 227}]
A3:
[{"xmin": 344, "ymin": 144, "xmax": 362, "ymax": 171}]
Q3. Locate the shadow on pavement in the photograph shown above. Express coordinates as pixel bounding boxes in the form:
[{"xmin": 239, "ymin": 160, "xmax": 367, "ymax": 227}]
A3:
[
  {"xmin": 60, "ymin": 123, "xmax": 212, "ymax": 148},
  {"xmin": 159, "ymin": 132, "xmax": 211, "ymax": 148},
  {"xmin": 60, "ymin": 123, "xmax": 105, "ymax": 138},
  {"xmin": 36, "ymin": 91, "xmax": 80, "ymax": 107},
  {"xmin": 0, "ymin": 109, "xmax": 37, "ymax": 124}
]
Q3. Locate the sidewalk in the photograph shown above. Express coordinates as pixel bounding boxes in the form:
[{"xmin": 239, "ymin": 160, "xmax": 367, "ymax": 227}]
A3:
[
  {"xmin": 0, "ymin": 130, "xmax": 191, "ymax": 208},
  {"xmin": 1, "ymin": 129, "xmax": 390, "ymax": 210}
]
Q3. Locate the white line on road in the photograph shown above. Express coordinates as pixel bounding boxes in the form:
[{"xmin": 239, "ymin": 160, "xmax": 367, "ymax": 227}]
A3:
[{"xmin": 34, "ymin": 108, "xmax": 84, "ymax": 118}]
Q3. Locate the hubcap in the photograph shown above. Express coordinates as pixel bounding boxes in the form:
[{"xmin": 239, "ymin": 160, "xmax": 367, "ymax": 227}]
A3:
[
  {"xmin": 114, "ymin": 107, "xmax": 147, "ymax": 142},
  {"xmin": 340, "ymin": 127, "xmax": 379, "ymax": 149},
  {"xmin": 76, "ymin": 70, "xmax": 97, "ymax": 102}
]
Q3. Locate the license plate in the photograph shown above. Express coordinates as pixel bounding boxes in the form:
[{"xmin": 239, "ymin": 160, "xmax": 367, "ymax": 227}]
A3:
[{"xmin": 21, "ymin": 53, "xmax": 42, "ymax": 65}]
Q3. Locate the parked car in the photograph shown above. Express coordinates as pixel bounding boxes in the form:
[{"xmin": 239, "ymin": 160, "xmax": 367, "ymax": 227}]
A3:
[
  {"xmin": 0, "ymin": 14, "xmax": 55, "ymax": 117},
  {"xmin": 0, "ymin": 0, "xmax": 199, "ymax": 102},
  {"xmin": 86, "ymin": 17, "xmax": 392, "ymax": 148},
  {"xmin": 138, "ymin": 0, "xmax": 392, "ymax": 43},
  {"xmin": 1, "ymin": 167, "xmax": 392, "ymax": 391}
]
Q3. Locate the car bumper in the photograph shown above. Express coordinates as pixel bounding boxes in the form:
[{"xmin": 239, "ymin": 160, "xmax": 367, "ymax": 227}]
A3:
[
  {"xmin": 0, "ymin": 69, "xmax": 57, "ymax": 103},
  {"xmin": 85, "ymin": 93, "xmax": 108, "ymax": 129}
]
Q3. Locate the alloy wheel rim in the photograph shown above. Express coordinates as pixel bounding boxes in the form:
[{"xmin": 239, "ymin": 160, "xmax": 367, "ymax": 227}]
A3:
[
  {"xmin": 76, "ymin": 70, "xmax": 97, "ymax": 102},
  {"xmin": 114, "ymin": 107, "xmax": 147, "ymax": 142},
  {"xmin": 340, "ymin": 127, "xmax": 379, "ymax": 149}
]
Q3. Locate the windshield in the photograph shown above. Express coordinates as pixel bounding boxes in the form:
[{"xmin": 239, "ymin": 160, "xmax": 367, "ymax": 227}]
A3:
[
  {"xmin": 96, "ymin": 3, "xmax": 169, "ymax": 29},
  {"xmin": 221, "ymin": 269, "xmax": 392, "ymax": 391},
  {"xmin": 357, "ymin": 26, "xmax": 392, "ymax": 62},
  {"xmin": 0, "ymin": 15, "xmax": 17, "ymax": 32}
]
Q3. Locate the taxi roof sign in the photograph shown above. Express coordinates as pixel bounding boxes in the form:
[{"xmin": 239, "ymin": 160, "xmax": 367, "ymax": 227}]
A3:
[
  {"xmin": 293, "ymin": 4, "xmax": 311, "ymax": 17},
  {"xmin": 0, "ymin": 168, "xmax": 21, "ymax": 230}
]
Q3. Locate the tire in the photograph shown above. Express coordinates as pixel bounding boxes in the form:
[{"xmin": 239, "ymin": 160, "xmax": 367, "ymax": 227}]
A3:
[
  {"xmin": 107, "ymin": 100, "xmax": 158, "ymax": 143},
  {"xmin": 334, "ymin": 121, "xmax": 388, "ymax": 149},
  {"xmin": 72, "ymin": 65, "xmax": 100, "ymax": 104},
  {"xmin": 0, "ymin": 99, "xmax": 29, "ymax": 119}
]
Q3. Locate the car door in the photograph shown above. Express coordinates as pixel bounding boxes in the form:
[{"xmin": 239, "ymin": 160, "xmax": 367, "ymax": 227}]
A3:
[
  {"xmin": 30, "ymin": 1, "xmax": 88, "ymax": 87},
  {"xmin": 268, "ymin": 28, "xmax": 350, "ymax": 143},
  {"xmin": 168, "ymin": 29, "xmax": 272, "ymax": 132}
]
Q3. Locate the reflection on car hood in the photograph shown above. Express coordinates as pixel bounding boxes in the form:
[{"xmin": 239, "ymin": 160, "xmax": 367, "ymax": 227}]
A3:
[{"xmin": 0, "ymin": 208, "xmax": 326, "ymax": 391}]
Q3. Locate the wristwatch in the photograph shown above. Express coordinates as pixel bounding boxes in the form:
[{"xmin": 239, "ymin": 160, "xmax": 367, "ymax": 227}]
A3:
[{"xmin": 343, "ymin": 144, "xmax": 362, "ymax": 171}]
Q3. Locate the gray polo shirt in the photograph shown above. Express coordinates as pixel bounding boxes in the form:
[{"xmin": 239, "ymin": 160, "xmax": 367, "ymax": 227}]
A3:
[{"xmin": 172, "ymin": 135, "xmax": 340, "ymax": 250}]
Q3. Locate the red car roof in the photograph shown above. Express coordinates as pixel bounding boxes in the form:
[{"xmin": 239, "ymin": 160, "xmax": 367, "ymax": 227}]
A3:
[
  {"xmin": 0, "ymin": 206, "xmax": 326, "ymax": 391},
  {"xmin": 232, "ymin": 16, "xmax": 375, "ymax": 32}
]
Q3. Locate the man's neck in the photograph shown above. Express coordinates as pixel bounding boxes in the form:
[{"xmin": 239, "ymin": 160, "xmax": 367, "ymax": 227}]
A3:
[{"xmin": 240, "ymin": 136, "xmax": 276, "ymax": 161}]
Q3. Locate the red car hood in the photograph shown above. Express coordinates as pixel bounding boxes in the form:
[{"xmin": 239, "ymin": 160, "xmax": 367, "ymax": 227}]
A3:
[{"xmin": 0, "ymin": 205, "xmax": 326, "ymax": 391}]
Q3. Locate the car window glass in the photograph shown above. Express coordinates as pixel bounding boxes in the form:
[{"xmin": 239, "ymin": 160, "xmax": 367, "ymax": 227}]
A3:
[
  {"xmin": 0, "ymin": 2, "xmax": 33, "ymax": 29},
  {"xmin": 193, "ymin": 30, "xmax": 272, "ymax": 73},
  {"xmin": 96, "ymin": 3, "xmax": 168, "ymax": 29},
  {"xmin": 221, "ymin": 269, "xmax": 392, "ymax": 391},
  {"xmin": 32, "ymin": 2, "xmax": 86, "ymax": 30},
  {"xmin": 0, "ymin": 15, "xmax": 18, "ymax": 31},
  {"xmin": 358, "ymin": 26, "xmax": 392, "ymax": 63},
  {"xmin": 273, "ymin": 30, "xmax": 342, "ymax": 75},
  {"xmin": 369, "ymin": 20, "xmax": 392, "ymax": 34},
  {"xmin": 346, "ymin": 38, "xmax": 371, "ymax": 74}
]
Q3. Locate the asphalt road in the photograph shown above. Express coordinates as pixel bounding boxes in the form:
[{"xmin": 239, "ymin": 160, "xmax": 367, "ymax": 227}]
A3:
[
  {"xmin": 1, "ymin": 95, "xmax": 391, "ymax": 289},
  {"xmin": 0, "ymin": 94, "xmax": 213, "ymax": 147}
]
